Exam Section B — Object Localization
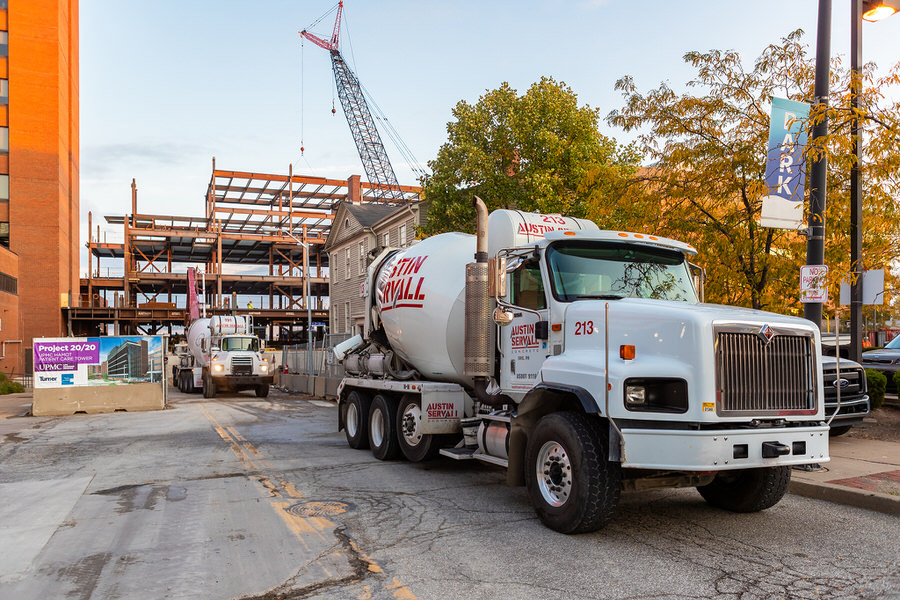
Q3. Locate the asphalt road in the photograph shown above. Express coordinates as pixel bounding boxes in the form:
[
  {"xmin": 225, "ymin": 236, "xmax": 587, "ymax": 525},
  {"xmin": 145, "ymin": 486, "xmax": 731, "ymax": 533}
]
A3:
[{"xmin": 1, "ymin": 387, "xmax": 898, "ymax": 599}]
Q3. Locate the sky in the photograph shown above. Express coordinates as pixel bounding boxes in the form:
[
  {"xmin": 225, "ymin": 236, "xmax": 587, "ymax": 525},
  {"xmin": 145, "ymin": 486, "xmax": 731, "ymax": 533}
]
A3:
[{"xmin": 79, "ymin": 0, "xmax": 900, "ymax": 277}]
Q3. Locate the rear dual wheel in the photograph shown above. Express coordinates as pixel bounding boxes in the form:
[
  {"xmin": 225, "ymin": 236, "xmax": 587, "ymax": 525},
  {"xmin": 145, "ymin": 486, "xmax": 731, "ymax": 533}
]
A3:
[
  {"xmin": 344, "ymin": 390, "xmax": 371, "ymax": 449},
  {"xmin": 397, "ymin": 396, "xmax": 445, "ymax": 462},
  {"xmin": 369, "ymin": 394, "xmax": 401, "ymax": 460}
]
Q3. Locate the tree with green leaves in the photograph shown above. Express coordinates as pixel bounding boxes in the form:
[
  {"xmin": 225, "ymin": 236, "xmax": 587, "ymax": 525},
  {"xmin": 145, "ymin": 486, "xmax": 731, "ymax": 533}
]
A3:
[
  {"xmin": 605, "ymin": 30, "xmax": 899, "ymax": 314},
  {"xmin": 421, "ymin": 77, "xmax": 639, "ymax": 235}
]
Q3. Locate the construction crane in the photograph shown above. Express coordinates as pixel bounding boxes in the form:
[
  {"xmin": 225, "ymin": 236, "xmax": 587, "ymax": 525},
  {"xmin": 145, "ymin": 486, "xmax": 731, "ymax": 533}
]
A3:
[{"xmin": 301, "ymin": 2, "xmax": 404, "ymax": 201}]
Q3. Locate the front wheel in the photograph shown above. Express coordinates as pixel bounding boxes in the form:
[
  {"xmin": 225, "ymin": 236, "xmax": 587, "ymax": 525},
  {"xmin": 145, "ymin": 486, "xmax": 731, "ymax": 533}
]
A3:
[
  {"xmin": 255, "ymin": 384, "xmax": 269, "ymax": 398},
  {"xmin": 525, "ymin": 412, "xmax": 621, "ymax": 534},
  {"xmin": 202, "ymin": 373, "xmax": 217, "ymax": 398},
  {"xmin": 696, "ymin": 466, "xmax": 791, "ymax": 513},
  {"xmin": 829, "ymin": 425, "xmax": 852, "ymax": 437},
  {"xmin": 396, "ymin": 396, "xmax": 444, "ymax": 462}
]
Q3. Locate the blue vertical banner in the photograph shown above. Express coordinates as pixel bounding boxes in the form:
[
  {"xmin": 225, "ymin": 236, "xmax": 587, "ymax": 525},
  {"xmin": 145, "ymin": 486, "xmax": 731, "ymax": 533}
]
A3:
[{"xmin": 760, "ymin": 97, "xmax": 811, "ymax": 229}]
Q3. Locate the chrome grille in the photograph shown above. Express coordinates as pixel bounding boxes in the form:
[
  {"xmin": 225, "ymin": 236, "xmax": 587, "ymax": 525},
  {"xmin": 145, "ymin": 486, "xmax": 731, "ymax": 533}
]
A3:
[
  {"xmin": 716, "ymin": 331, "xmax": 815, "ymax": 415},
  {"xmin": 231, "ymin": 355, "xmax": 252, "ymax": 375},
  {"xmin": 823, "ymin": 366, "xmax": 868, "ymax": 417}
]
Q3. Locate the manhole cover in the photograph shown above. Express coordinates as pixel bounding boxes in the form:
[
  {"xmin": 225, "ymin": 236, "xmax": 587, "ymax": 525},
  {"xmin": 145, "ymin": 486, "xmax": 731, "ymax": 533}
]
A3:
[{"xmin": 287, "ymin": 501, "xmax": 350, "ymax": 517}]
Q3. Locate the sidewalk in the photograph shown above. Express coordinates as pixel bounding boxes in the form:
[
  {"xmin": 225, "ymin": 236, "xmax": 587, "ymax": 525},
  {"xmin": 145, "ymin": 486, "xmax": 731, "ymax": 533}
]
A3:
[{"xmin": 790, "ymin": 434, "xmax": 900, "ymax": 517}]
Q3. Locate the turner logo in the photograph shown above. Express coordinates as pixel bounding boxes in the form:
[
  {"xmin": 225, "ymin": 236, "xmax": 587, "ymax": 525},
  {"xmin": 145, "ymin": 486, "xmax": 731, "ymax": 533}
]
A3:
[{"xmin": 380, "ymin": 256, "xmax": 428, "ymax": 311}]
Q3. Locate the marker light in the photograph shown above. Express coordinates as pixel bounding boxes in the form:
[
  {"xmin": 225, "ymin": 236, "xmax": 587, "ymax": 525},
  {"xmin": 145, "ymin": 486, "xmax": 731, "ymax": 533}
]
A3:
[{"xmin": 620, "ymin": 345, "xmax": 636, "ymax": 360}]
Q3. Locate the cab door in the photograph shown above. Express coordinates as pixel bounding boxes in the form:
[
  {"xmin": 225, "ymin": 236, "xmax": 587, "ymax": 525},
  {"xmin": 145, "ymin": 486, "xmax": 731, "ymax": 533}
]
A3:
[{"xmin": 500, "ymin": 260, "xmax": 550, "ymax": 393}]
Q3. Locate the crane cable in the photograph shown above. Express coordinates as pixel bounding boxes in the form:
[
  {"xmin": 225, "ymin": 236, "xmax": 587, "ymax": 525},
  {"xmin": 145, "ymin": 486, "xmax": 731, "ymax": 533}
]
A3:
[{"xmin": 342, "ymin": 10, "xmax": 428, "ymax": 179}]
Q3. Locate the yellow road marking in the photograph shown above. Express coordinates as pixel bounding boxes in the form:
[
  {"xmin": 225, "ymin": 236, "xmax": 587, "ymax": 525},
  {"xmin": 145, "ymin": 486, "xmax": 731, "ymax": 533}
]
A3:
[
  {"xmin": 199, "ymin": 402, "xmax": 415, "ymax": 598},
  {"xmin": 387, "ymin": 577, "xmax": 418, "ymax": 600}
]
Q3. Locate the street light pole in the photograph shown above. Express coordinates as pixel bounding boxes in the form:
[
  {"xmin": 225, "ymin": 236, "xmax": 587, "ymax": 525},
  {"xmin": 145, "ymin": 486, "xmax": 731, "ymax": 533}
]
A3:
[
  {"xmin": 803, "ymin": 0, "xmax": 832, "ymax": 331},
  {"xmin": 850, "ymin": 0, "xmax": 864, "ymax": 362}
]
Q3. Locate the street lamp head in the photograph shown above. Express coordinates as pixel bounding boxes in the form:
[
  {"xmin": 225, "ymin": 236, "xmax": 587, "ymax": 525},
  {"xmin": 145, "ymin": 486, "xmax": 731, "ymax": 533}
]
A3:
[{"xmin": 862, "ymin": 0, "xmax": 900, "ymax": 21}]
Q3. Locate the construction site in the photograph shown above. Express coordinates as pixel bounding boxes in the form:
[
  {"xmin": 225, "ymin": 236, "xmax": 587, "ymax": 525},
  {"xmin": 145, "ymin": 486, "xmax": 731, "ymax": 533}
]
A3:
[{"xmin": 73, "ymin": 164, "xmax": 421, "ymax": 344}]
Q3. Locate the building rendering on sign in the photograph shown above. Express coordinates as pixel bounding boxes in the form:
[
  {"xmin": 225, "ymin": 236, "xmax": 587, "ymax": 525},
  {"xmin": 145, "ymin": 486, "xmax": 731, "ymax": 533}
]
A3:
[
  {"xmin": 106, "ymin": 339, "xmax": 149, "ymax": 380},
  {"xmin": 0, "ymin": 0, "xmax": 80, "ymax": 375}
]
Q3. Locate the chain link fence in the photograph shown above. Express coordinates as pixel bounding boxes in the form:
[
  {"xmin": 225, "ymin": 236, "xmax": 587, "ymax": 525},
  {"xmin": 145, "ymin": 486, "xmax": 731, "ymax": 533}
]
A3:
[{"xmin": 282, "ymin": 333, "xmax": 353, "ymax": 377}]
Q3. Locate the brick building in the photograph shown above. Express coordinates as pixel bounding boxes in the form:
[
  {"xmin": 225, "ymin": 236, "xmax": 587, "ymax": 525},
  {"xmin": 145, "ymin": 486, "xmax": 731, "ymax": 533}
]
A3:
[{"xmin": 0, "ymin": 0, "xmax": 79, "ymax": 375}]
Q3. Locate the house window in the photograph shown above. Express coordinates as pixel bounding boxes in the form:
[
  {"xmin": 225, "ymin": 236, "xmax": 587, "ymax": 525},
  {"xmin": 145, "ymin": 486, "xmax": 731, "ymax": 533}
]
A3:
[
  {"xmin": 344, "ymin": 301, "xmax": 351, "ymax": 333},
  {"xmin": 358, "ymin": 241, "xmax": 366, "ymax": 276},
  {"xmin": 345, "ymin": 248, "xmax": 351, "ymax": 280},
  {"xmin": 399, "ymin": 224, "xmax": 407, "ymax": 247},
  {"xmin": 382, "ymin": 233, "xmax": 389, "ymax": 248}
]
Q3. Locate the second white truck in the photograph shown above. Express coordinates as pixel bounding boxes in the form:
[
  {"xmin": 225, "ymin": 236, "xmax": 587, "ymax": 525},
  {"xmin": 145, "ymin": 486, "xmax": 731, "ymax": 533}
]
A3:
[
  {"xmin": 335, "ymin": 198, "xmax": 829, "ymax": 533},
  {"xmin": 174, "ymin": 315, "xmax": 273, "ymax": 398}
]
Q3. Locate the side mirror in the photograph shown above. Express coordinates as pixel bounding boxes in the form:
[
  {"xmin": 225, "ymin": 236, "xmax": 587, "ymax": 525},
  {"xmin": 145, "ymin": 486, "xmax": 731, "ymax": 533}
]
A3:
[
  {"xmin": 492, "ymin": 306, "xmax": 514, "ymax": 326},
  {"xmin": 689, "ymin": 262, "xmax": 706, "ymax": 303},
  {"xmin": 488, "ymin": 256, "xmax": 507, "ymax": 298}
]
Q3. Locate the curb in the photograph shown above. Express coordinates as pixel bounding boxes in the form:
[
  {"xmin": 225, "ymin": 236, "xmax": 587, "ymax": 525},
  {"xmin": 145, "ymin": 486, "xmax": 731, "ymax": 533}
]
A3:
[{"xmin": 789, "ymin": 479, "xmax": 900, "ymax": 517}]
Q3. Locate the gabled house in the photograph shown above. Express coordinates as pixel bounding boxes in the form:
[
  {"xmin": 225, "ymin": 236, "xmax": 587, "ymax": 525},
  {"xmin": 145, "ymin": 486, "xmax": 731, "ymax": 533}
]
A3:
[{"xmin": 324, "ymin": 199, "xmax": 427, "ymax": 335}]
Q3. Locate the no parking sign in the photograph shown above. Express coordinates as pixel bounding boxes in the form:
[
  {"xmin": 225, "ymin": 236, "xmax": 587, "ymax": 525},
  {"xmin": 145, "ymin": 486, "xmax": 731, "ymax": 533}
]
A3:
[{"xmin": 800, "ymin": 265, "xmax": 828, "ymax": 303}]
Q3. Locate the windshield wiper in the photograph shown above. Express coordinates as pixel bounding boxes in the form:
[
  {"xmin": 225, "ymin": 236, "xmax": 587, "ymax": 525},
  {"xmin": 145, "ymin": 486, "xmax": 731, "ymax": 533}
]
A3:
[{"xmin": 572, "ymin": 294, "xmax": 624, "ymax": 301}]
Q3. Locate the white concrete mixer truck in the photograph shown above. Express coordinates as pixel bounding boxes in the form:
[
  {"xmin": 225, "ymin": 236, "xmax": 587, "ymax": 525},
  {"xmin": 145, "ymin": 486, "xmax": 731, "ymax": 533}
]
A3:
[
  {"xmin": 334, "ymin": 198, "xmax": 829, "ymax": 533},
  {"xmin": 173, "ymin": 315, "xmax": 272, "ymax": 398}
]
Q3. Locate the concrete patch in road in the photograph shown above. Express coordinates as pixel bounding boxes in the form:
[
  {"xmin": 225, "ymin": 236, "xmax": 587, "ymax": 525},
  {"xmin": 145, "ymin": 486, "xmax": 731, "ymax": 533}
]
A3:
[{"xmin": 0, "ymin": 477, "xmax": 92, "ymax": 583}]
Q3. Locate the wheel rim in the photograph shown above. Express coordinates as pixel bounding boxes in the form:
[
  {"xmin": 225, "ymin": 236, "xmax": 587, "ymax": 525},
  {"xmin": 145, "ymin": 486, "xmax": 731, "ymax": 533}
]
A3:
[
  {"xmin": 536, "ymin": 441, "xmax": 572, "ymax": 507},
  {"xmin": 399, "ymin": 403, "xmax": 423, "ymax": 447},
  {"xmin": 346, "ymin": 403, "xmax": 359, "ymax": 437},
  {"xmin": 370, "ymin": 407, "xmax": 385, "ymax": 447}
]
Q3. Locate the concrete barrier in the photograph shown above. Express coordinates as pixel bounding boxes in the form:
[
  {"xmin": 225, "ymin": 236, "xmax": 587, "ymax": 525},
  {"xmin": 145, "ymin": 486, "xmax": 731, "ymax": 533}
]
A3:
[{"xmin": 32, "ymin": 382, "xmax": 166, "ymax": 416}]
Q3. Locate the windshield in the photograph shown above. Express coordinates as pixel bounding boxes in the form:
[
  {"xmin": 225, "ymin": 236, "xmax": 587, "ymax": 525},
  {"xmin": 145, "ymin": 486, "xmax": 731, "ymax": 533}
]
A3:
[
  {"xmin": 220, "ymin": 336, "xmax": 259, "ymax": 352},
  {"xmin": 546, "ymin": 242, "xmax": 698, "ymax": 303},
  {"xmin": 886, "ymin": 336, "xmax": 900, "ymax": 350}
]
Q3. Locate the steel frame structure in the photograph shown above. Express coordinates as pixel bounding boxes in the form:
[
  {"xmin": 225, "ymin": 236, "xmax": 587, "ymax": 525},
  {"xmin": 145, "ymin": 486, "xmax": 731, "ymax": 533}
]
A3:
[{"xmin": 72, "ymin": 162, "xmax": 420, "ymax": 340}]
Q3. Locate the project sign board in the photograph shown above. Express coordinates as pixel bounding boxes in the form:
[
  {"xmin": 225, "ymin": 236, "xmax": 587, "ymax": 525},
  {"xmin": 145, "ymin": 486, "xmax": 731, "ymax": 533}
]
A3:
[{"xmin": 33, "ymin": 336, "xmax": 165, "ymax": 389}]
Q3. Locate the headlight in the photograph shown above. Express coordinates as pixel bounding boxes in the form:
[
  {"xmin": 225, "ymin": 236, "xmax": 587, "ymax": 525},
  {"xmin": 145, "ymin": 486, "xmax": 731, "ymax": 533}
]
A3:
[
  {"xmin": 213, "ymin": 364, "xmax": 224, "ymax": 373},
  {"xmin": 623, "ymin": 378, "xmax": 688, "ymax": 413},
  {"xmin": 259, "ymin": 364, "xmax": 268, "ymax": 372},
  {"xmin": 625, "ymin": 385, "xmax": 646, "ymax": 406}
]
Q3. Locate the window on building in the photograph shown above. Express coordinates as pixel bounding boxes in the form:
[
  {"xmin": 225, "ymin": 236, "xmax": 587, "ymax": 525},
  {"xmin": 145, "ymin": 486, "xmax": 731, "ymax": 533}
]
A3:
[
  {"xmin": 0, "ymin": 126, "xmax": 7, "ymax": 152},
  {"xmin": 345, "ymin": 248, "xmax": 351, "ymax": 280},
  {"xmin": 0, "ymin": 174, "xmax": 8, "ymax": 201},
  {"xmin": 344, "ymin": 301, "xmax": 351, "ymax": 333},
  {"xmin": 382, "ymin": 233, "xmax": 389, "ymax": 248},
  {"xmin": 399, "ymin": 224, "xmax": 407, "ymax": 247},
  {"xmin": 0, "ymin": 79, "xmax": 7, "ymax": 103},
  {"xmin": 358, "ymin": 241, "xmax": 366, "ymax": 276},
  {"xmin": 0, "ymin": 222, "xmax": 8, "ymax": 248}
]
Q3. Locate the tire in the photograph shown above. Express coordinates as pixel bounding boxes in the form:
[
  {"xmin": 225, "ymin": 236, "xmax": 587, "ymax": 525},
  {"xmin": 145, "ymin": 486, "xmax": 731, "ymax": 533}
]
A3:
[
  {"xmin": 525, "ymin": 412, "xmax": 621, "ymax": 534},
  {"xmin": 697, "ymin": 466, "xmax": 791, "ymax": 513},
  {"xmin": 829, "ymin": 425, "xmax": 852, "ymax": 437},
  {"xmin": 202, "ymin": 373, "xmax": 217, "ymax": 399},
  {"xmin": 344, "ymin": 390, "xmax": 371, "ymax": 449},
  {"xmin": 369, "ymin": 394, "xmax": 401, "ymax": 461},
  {"xmin": 396, "ymin": 396, "xmax": 444, "ymax": 462},
  {"xmin": 255, "ymin": 384, "xmax": 270, "ymax": 398}
]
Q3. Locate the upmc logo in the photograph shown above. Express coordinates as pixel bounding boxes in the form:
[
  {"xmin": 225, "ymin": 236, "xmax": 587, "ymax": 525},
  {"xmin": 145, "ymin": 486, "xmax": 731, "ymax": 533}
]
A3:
[{"xmin": 379, "ymin": 256, "xmax": 428, "ymax": 311}]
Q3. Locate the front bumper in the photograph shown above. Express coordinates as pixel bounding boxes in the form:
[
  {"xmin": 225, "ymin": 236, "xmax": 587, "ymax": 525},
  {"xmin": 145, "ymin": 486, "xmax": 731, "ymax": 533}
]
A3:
[
  {"xmin": 212, "ymin": 375, "xmax": 274, "ymax": 386},
  {"xmin": 620, "ymin": 425, "xmax": 829, "ymax": 471}
]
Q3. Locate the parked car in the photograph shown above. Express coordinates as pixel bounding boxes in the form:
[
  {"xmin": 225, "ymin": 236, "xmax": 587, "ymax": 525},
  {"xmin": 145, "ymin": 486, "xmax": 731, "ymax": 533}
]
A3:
[
  {"xmin": 862, "ymin": 335, "xmax": 900, "ymax": 391},
  {"xmin": 822, "ymin": 355, "xmax": 870, "ymax": 437}
]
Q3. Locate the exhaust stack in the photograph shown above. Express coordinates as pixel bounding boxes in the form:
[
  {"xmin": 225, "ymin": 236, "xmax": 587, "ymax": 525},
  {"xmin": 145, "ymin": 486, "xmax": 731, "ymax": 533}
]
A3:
[{"xmin": 464, "ymin": 196, "xmax": 492, "ymax": 378}]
